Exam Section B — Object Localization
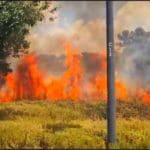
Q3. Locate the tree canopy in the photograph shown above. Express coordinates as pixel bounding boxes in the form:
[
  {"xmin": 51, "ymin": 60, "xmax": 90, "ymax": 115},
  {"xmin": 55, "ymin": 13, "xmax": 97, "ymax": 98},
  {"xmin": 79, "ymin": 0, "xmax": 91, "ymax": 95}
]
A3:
[{"xmin": 0, "ymin": 1, "xmax": 54, "ymax": 75}]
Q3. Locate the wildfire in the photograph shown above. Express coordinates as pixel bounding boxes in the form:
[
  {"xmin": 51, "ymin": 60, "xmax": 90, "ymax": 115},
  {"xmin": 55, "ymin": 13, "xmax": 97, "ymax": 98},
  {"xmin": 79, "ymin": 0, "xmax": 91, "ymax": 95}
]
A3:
[
  {"xmin": 137, "ymin": 89, "xmax": 150, "ymax": 105},
  {"xmin": 0, "ymin": 42, "xmax": 149, "ymax": 104}
]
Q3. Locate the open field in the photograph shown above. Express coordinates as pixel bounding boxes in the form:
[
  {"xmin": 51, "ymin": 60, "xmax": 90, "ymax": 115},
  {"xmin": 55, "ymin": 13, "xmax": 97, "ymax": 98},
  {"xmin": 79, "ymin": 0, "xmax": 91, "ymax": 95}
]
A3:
[{"xmin": 0, "ymin": 100, "xmax": 150, "ymax": 149}]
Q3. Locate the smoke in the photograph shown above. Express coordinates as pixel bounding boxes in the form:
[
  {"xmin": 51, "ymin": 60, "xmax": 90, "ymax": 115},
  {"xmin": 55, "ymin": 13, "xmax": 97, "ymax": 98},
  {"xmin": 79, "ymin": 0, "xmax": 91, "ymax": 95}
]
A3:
[
  {"xmin": 58, "ymin": 1, "xmax": 126, "ymax": 22},
  {"xmin": 28, "ymin": 19, "xmax": 106, "ymax": 56},
  {"xmin": 27, "ymin": 1, "xmax": 126, "ymax": 55},
  {"xmin": 37, "ymin": 51, "xmax": 106, "ymax": 78},
  {"xmin": 115, "ymin": 2, "xmax": 150, "ymax": 32},
  {"xmin": 9, "ymin": 1, "xmax": 150, "ymax": 95},
  {"xmin": 117, "ymin": 27, "xmax": 150, "ymax": 90},
  {"xmin": 113, "ymin": 2, "xmax": 150, "ymax": 91},
  {"xmin": 27, "ymin": 1, "xmax": 150, "ymax": 55}
]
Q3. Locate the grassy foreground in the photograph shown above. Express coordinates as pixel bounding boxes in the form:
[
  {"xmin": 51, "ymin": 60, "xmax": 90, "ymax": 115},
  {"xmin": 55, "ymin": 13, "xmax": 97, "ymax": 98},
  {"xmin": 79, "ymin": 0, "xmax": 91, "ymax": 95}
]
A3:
[{"xmin": 0, "ymin": 100, "xmax": 150, "ymax": 149}]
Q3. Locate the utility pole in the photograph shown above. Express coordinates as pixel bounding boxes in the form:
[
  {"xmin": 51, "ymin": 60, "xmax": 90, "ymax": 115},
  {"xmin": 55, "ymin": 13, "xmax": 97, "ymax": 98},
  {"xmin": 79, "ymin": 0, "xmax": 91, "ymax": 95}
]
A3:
[{"xmin": 106, "ymin": 0, "xmax": 116, "ymax": 144}]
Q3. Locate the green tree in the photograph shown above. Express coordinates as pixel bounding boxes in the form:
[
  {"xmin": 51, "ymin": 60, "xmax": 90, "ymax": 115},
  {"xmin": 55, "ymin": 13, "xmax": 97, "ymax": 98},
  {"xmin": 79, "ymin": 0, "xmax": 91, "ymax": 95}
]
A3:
[{"xmin": 0, "ymin": 1, "xmax": 55, "ymax": 75}]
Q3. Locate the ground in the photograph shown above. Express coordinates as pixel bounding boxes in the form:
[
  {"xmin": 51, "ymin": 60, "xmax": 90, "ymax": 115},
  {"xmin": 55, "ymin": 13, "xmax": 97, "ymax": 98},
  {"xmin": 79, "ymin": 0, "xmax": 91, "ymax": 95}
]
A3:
[{"xmin": 0, "ymin": 100, "xmax": 150, "ymax": 149}]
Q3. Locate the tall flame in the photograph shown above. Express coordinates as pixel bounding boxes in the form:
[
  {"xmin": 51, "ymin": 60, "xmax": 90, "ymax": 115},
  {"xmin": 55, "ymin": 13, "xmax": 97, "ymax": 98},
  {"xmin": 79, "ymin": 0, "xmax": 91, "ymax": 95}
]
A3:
[{"xmin": 0, "ymin": 42, "xmax": 149, "ymax": 104}]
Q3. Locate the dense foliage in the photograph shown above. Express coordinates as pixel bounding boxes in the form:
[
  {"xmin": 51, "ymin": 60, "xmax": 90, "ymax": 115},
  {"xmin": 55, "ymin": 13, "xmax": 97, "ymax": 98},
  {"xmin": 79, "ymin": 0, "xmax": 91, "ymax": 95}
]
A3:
[{"xmin": 0, "ymin": 1, "xmax": 51, "ymax": 75}]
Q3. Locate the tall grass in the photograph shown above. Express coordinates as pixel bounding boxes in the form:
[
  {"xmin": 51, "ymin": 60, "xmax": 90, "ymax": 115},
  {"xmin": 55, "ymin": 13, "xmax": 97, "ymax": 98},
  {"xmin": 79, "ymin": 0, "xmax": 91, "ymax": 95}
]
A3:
[{"xmin": 0, "ymin": 100, "xmax": 149, "ymax": 149}]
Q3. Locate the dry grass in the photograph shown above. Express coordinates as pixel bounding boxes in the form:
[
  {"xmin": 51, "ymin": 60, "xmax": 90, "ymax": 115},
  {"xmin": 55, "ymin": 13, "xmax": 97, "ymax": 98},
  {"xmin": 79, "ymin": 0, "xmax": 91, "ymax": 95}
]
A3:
[{"xmin": 0, "ymin": 100, "xmax": 149, "ymax": 149}]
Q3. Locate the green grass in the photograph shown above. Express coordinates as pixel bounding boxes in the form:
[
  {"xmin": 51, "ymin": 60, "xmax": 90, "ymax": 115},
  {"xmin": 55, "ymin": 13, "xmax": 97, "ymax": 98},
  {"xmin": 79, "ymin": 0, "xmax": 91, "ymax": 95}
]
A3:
[{"xmin": 0, "ymin": 100, "xmax": 150, "ymax": 149}]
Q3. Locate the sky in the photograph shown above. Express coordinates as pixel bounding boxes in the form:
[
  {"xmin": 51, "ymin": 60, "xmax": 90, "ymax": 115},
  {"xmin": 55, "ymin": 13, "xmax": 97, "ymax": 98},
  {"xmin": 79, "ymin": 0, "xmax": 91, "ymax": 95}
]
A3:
[{"xmin": 27, "ymin": 1, "xmax": 150, "ymax": 55}]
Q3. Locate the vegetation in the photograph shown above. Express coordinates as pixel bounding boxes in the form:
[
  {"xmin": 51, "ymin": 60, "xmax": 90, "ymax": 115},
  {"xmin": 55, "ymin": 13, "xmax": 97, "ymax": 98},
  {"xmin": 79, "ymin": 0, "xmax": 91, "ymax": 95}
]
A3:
[
  {"xmin": 0, "ymin": 1, "xmax": 55, "ymax": 75},
  {"xmin": 0, "ymin": 100, "xmax": 149, "ymax": 149},
  {"xmin": 0, "ymin": 2, "xmax": 149, "ymax": 149}
]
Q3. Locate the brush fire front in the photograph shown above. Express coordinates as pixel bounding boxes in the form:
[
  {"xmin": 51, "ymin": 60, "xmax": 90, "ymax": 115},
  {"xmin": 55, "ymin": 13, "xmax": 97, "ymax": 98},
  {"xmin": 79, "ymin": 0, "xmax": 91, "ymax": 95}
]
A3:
[{"xmin": 0, "ymin": 42, "xmax": 149, "ymax": 104}]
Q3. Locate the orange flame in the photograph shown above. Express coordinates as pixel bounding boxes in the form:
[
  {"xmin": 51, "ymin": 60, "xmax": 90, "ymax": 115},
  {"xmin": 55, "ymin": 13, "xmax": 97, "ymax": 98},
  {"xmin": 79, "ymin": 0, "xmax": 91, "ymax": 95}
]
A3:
[
  {"xmin": 0, "ymin": 42, "xmax": 149, "ymax": 104},
  {"xmin": 137, "ymin": 89, "xmax": 150, "ymax": 105}
]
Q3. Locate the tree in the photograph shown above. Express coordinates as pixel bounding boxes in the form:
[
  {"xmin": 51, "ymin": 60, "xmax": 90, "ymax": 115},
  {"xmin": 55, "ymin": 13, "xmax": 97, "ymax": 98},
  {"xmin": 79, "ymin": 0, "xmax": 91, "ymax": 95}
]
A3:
[
  {"xmin": 0, "ymin": 1, "xmax": 55, "ymax": 75},
  {"xmin": 117, "ymin": 27, "xmax": 150, "ymax": 89}
]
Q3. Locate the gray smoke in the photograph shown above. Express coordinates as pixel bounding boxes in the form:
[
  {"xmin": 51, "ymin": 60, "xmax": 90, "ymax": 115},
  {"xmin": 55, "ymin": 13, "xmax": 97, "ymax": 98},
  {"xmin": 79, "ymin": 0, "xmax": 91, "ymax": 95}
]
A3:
[
  {"xmin": 27, "ymin": 1, "xmax": 126, "ymax": 55},
  {"xmin": 117, "ymin": 27, "xmax": 150, "ymax": 90},
  {"xmin": 37, "ymin": 52, "xmax": 104, "ymax": 77},
  {"xmin": 58, "ymin": 1, "xmax": 126, "ymax": 22},
  {"xmin": 10, "ymin": 1, "xmax": 150, "ymax": 92}
]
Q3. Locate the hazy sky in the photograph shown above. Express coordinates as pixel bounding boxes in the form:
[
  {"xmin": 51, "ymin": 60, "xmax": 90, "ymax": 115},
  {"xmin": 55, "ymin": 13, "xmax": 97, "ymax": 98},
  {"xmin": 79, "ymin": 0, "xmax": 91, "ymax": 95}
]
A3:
[{"xmin": 27, "ymin": 1, "xmax": 150, "ymax": 55}]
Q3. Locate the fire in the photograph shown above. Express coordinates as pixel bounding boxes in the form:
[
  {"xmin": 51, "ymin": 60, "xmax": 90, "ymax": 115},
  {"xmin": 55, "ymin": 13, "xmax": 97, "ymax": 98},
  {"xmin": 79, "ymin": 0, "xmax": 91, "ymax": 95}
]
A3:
[
  {"xmin": 0, "ymin": 42, "xmax": 149, "ymax": 104},
  {"xmin": 89, "ymin": 51, "xmax": 107, "ymax": 100},
  {"xmin": 137, "ymin": 89, "xmax": 150, "ymax": 105},
  {"xmin": 46, "ymin": 43, "xmax": 84, "ymax": 100},
  {"xmin": 142, "ymin": 91, "xmax": 150, "ymax": 104}
]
